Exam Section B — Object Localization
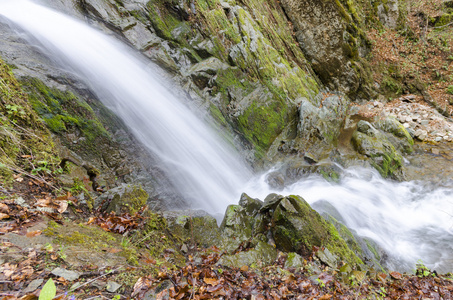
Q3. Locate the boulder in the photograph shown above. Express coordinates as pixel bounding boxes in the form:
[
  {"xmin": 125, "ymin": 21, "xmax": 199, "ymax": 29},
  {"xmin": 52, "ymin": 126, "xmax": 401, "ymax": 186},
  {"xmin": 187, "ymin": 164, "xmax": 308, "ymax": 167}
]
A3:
[
  {"xmin": 375, "ymin": 116, "xmax": 414, "ymax": 154},
  {"xmin": 216, "ymin": 241, "xmax": 278, "ymax": 268},
  {"xmin": 351, "ymin": 120, "xmax": 403, "ymax": 178},
  {"xmin": 268, "ymin": 195, "xmax": 362, "ymax": 267},
  {"xmin": 95, "ymin": 184, "xmax": 148, "ymax": 215},
  {"xmin": 163, "ymin": 210, "xmax": 221, "ymax": 248}
]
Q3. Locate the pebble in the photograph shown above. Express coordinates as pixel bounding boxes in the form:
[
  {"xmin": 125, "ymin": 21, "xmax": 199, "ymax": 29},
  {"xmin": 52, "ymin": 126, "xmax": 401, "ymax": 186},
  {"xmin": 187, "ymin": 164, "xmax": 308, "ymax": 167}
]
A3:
[
  {"xmin": 403, "ymin": 123, "xmax": 410, "ymax": 128},
  {"xmin": 420, "ymin": 120, "xmax": 430, "ymax": 126},
  {"xmin": 51, "ymin": 267, "xmax": 80, "ymax": 281},
  {"xmin": 106, "ymin": 281, "xmax": 121, "ymax": 293},
  {"xmin": 23, "ymin": 279, "xmax": 43, "ymax": 293},
  {"xmin": 435, "ymin": 137, "xmax": 442, "ymax": 142}
]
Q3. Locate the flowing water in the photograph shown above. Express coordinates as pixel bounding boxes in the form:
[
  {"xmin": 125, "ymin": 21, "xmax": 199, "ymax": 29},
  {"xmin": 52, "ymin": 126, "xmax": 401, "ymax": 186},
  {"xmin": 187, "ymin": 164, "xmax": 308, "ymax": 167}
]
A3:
[
  {"xmin": 0, "ymin": 0, "xmax": 252, "ymax": 213},
  {"xmin": 1, "ymin": 0, "xmax": 453, "ymax": 273}
]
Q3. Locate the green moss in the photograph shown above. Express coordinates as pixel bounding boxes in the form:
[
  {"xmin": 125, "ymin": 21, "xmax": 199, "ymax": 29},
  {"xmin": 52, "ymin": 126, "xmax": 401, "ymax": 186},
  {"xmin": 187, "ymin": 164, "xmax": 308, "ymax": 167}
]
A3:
[
  {"xmin": 0, "ymin": 58, "xmax": 59, "ymax": 176},
  {"xmin": 22, "ymin": 78, "xmax": 109, "ymax": 151},
  {"xmin": 447, "ymin": 85, "xmax": 453, "ymax": 95},
  {"xmin": 272, "ymin": 195, "xmax": 362, "ymax": 267},
  {"xmin": 237, "ymin": 100, "xmax": 287, "ymax": 158}
]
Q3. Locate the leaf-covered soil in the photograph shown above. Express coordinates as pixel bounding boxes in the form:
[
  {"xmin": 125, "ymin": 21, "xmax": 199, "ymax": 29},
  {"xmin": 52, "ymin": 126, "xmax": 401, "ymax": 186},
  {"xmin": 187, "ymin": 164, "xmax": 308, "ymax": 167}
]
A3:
[
  {"xmin": 369, "ymin": 0, "xmax": 453, "ymax": 115},
  {"xmin": 1, "ymin": 174, "xmax": 453, "ymax": 300}
]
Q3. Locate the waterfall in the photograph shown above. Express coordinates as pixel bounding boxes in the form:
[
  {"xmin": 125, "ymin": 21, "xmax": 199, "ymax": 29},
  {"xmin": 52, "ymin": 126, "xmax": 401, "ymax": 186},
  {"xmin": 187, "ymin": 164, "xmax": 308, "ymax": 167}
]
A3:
[
  {"xmin": 0, "ymin": 0, "xmax": 252, "ymax": 213},
  {"xmin": 1, "ymin": 0, "xmax": 453, "ymax": 273}
]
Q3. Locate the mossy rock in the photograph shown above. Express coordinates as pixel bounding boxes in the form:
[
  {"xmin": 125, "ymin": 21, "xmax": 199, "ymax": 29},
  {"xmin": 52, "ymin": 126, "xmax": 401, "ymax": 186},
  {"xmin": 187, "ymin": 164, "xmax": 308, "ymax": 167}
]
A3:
[
  {"xmin": 220, "ymin": 204, "xmax": 255, "ymax": 252},
  {"xmin": 163, "ymin": 210, "xmax": 221, "ymax": 248},
  {"xmin": 269, "ymin": 195, "xmax": 362, "ymax": 267},
  {"xmin": 351, "ymin": 120, "xmax": 403, "ymax": 178},
  {"xmin": 216, "ymin": 241, "xmax": 278, "ymax": 268},
  {"xmin": 96, "ymin": 183, "xmax": 148, "ymax": 215},
  {"xmin": 375, "ymin": 116, "xmax": 414, "ymax": 154}
]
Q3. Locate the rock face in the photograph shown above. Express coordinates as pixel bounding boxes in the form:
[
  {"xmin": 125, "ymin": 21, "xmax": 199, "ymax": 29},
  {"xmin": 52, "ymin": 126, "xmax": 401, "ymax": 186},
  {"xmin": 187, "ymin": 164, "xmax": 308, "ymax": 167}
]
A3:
[{"xmin": 278, "ymin": 0, "xmax": 374, "ymax": 98}]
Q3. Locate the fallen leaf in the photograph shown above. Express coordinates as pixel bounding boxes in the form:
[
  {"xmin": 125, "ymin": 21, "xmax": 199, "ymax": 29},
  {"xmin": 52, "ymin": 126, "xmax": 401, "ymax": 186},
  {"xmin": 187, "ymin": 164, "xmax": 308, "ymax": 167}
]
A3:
[
  {"xmin": 319, "ymin": 294, "xmax": 332, "ymax": 300},
  {"xmin": 390, "ymin": 271, "xmax": 402, "ymax": 280},
  {"xmin": 203, "ymin": 277, "xmax": 219, "ymax": 286},
  {"xmin": 240, "ymin": 265, "xmax": 249, "ymax": 272},
  {"xmin": 0, "ymin": 212, "xmax": 10, "ymax": 220},
  {"xmin": 107, "ymin": 248, "xmax": 123, "ymax": 254},
  {"xmin": 26, "ymin": 230, "xmax": 42, "ymax": 237},
  {"xmin": 36, "ymin": 198, "xmax": 51, "ymax": 207},
  {"xmin": 0, "ymin": 203, "xmax": 9, "ymax": 213},
  {"xmin": 57, "ymin": 201, "xmax": 68, "ymax": 213},
  {"xmin": 377, "ymin": 272, "xmax": 387, "ymax": 282}
]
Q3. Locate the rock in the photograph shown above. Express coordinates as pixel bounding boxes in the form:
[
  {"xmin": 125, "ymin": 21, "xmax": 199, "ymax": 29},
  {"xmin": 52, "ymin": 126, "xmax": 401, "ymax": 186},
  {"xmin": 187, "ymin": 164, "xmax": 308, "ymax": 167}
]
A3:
[
  {"xmin": 51, "ymin": 267, "xmax": 80, "ymax": 281},
  {"xmin": 265, "ymin": 171, "xmax": 285, "ymax": 190},
  {"xmin": 106, "ymin": 281, "xmax": 121, "ymax": 293},
  {"xmin": 278, "ymin": 0, "xmax": 375, "ymax": 97},
  {"xmin": 217, "ymin": 241, "xmax": 278, "ymax": 268},
  {"xmin": 238, "ymin": 193, "xmax": 263, "ymax": 216},
  {"xmin": 352, "ymin": 121, "xmax": 403, "ymax": 178},
  {"xmin": 298, "ymin": 95, "xmax": 349, "ymax": 144},
  {"xmin": 23, "ymin": 279, "xmax": 44, "ymax": 293},
  {"xmin": 378, "ymin": 0, "xmax": 399, "ymax": 29},
  {"xmin": 316, "ymin": 248, "xmax": 338, "ymax": 268},
  {"xmin": 143, "ymin": 280, "xmax": 172, "ymax": 300},
  {"xmin": 220, "ymin": 204, "xmax": 254, "ymax": 252},
  {"xmin": 270, "ymin": 195, "xmax": 362, "ymax": 266},
  {"xmin": 285, "ymin": 252, "xmax": 304, "ymax": 269},
  {"xmin": 375, "ymin": 116, "xmax": 414, "ymax": 154},
  {"xmin": 95, "ymin": 184, "xmax": 148, "ymax": 215},
  {"xmin": 163, "ymin": 210, "xmax": 221, "ymax": 248}
]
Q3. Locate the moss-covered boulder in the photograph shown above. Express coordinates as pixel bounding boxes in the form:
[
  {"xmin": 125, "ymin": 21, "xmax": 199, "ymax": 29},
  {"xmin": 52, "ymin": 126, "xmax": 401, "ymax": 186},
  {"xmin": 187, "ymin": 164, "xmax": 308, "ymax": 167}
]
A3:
[
  {"xmin": 268, "ymin": 195, "xmax": 363, "ymax": 267},
  {"xmin": 298, "ymin": 94, "xmax": 350, "ymax": 145},
  {"xmin": 351, "ymin": 120, "xmax": 403, "ymax": 178},
  {"xmin": 375, "ymin": 116, "xmax": 414, "ymax": 154},
  {"xmin": 217, "ymin": 241, "xmax": 278, "ymax": 268},
  {"xmin": 95, "ymin": 183, "xmax": 148, "ymax": 215},
  {"xmin": 163, "ymin": 210, "xmax": 221, "ymax": 248},
  {"xmin": 219, "ymin": 204, "xmax": 255, "ymax": 252}
]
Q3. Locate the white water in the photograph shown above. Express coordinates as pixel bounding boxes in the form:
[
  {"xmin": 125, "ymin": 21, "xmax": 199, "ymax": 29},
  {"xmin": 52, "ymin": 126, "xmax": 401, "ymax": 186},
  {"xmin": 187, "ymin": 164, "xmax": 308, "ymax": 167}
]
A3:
[
  {"xmin": 1, "ymin": 0, "xmax": 453, "ymax": 272},
  {"xmin": 246, "ymin": 167, "xmax": 453, "ymax": 272},
  {"xmin": 0, "ymin": 0, "xmax": 252, "ymax": 213}
]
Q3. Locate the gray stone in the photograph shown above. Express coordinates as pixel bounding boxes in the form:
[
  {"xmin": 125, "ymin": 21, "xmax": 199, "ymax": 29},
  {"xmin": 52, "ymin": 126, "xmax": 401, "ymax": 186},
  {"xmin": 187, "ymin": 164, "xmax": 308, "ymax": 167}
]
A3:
[
  {"xmin": 285, "ymin": 252, "xmax": 304, "ymax": 269},
  {"xmin": 164, "ymin": 210, "xmax": 221, "ymax": 248},
  {"xmin": 316, "ymin": 248, "xmax": 338, "ymax": 268},
  {"xmin": 51, "ymin": 267, "xmax": 80, "ymax": 281},
  {"xmin": 106, "ymin": 281, "xmax": 121, "ymax": 293},
  {"xmin": 23, "ymin": 279, "xmax": 44, "ymax": 293}
]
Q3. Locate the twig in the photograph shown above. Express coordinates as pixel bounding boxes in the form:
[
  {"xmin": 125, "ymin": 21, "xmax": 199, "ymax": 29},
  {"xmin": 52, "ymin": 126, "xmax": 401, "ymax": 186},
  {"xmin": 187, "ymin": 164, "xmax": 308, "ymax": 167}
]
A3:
[
  {"xmin": 55, "ymin": 266, "xmax": 123, "ymax": 297},
  {"xmin": 3, "ymin": 164, "xmax": 57, "ymax": 190},
  {"xmin": 434, "ymin": 21, "xmax": 453, "ymax": 29}
]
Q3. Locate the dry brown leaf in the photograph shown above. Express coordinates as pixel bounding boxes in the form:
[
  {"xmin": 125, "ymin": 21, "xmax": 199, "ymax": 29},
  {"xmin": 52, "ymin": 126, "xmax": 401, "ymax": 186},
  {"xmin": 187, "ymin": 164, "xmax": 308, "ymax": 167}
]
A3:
[
  {"xmin": 0, "ymin": 203, "xmax": 9, "ymax": 213},
  {"xmin": 87, "ymin": 217, "xmax": 96, "ymax": 225},
  {"xmin": 107, "ymin": 248, "xmax": 123, "ymax": 254},
  {"xmin": 0, "ymin": 212, "xmax": 10, "ymax": 220},
  {"xmin": 57, "ymin": 201, "xmax": 68, "ymax": 213},
  {"xmin": 240, "ymin": 265, "xmax": 249, "ymax": 272},
  {"xmin": 35, "ymin": 198, "xmax": 51, "ymax": 207},
  {"xmin": 26, "ymin": 230, "xmax": 42, "ymax": 238},
  {"xmin": 390, "ymin": 271, "xmax": 402, "ymax": 280},
  {"xmin": 319, "ymin": 295, "xmax": 332, "ymax": 300},
  {"xmin": 203, "ymin": 277, "xmax": 219, "ymax": 286}
]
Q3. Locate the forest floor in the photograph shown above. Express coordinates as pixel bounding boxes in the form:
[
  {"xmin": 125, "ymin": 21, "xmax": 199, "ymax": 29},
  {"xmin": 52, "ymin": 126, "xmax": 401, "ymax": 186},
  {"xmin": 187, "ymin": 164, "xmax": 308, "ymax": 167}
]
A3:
[{"xmin": 1, "ymin": 173, "xmax": 453, "ymax": 299}]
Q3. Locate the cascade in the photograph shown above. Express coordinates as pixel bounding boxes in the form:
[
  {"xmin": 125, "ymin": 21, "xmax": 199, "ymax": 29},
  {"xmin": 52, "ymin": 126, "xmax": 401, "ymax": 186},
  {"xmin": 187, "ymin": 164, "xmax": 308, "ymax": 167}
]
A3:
[
  {"xmin": 1, "ymin": 0, "xmax": 453, "ymax": 272},
  {"xmin": 0, "ymin": 0, "xmax": 252, "ymax": 213}
]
